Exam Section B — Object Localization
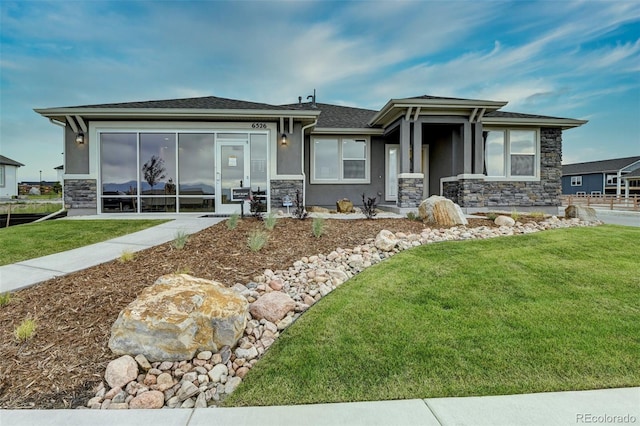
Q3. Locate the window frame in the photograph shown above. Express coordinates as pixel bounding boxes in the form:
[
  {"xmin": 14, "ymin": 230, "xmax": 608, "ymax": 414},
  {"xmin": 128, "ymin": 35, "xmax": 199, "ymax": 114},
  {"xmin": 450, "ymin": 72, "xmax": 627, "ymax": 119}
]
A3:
[
  {"xmin": 483, "ymin": 128, "xmax": 540, "ymax": 181},
  {"xmin": 310, "ymin": 136, "xmax": 370, "ymax": 184},
  {"xmin": 0, "ymin": 165, "xmax": 5, "ymax": 187},
  {"xmin": 571, "ymin": 176, "xmax": 582, "ymax": 186}
]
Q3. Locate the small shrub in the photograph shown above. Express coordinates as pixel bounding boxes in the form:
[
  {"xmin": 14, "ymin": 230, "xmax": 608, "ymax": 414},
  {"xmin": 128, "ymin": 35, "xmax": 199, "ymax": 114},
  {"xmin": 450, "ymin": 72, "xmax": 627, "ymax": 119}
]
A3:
[
  {"xmin": 293, "ymin": 189, "xmax": 308, "ymax": 220},
  {"xmin": 530, "ymin": 211, "xmax": 545, "ymax": 219},
  {"xmin": 227, "ymin": 213, "xmax": 240, "ymax": 230},
  {"xmin": 486, "ymin": 212, "xmax": 498, "ymax": 221},
  {"xmin": 119, "ymin": 250, "xmax": 135, "ymax": 263},
  {"xmin": 247, "ymin": 229, "xmax": 269, "ymax": 252},
  {"xmin": 361, "ymin": 193, "xmax": 378, "ymax": 220},
  {"xmin": 175, "ymin": 266, "xmax": 193, "ymax": 275},
  {"xmin": 250, "ymin": 191, "xmax": 266, "ymax": 219},
  {"xmin": 14, "ymin": 318, "xmax": 36, "ymax": 341},
  {"xmin": 406, "ymin": 211, "xmax": 421, "ymax": 221},
  {"xmin": 511, "ymin": 209, "xmax": 520, "ymax": 221},
  {"xmin": 264, "ymin": 212, "xmax": 277, "ymax": 231},
  {"xmin": 172, "ymin": 230, "xmax": 189, "ymax": 250},
  {"xmin": 0, "ymin": 292, "xmax": 11, "ymax": 307},
  {"xmin": 312, "ymin": 217, "xmax": 326, "ymax": 238}
]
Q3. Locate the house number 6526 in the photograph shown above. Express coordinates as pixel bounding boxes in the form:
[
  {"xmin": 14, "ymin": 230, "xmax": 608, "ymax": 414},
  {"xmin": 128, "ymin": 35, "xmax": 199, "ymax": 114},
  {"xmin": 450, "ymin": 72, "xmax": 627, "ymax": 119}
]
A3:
[{"xmin": 252, "ymin": 123, "xmax": 267, "ymax": 129}]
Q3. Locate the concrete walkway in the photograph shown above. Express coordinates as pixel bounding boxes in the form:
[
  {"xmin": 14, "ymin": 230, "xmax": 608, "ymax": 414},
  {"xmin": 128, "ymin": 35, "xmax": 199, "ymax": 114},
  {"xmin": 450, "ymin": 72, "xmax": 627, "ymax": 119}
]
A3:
[
  {"xmin": 2, "ymin": 387, "xmax": 638, "ymax": 426},
  {"xmin": 0, "ymin": 214, "xmax": 223, "ymax": 293}
]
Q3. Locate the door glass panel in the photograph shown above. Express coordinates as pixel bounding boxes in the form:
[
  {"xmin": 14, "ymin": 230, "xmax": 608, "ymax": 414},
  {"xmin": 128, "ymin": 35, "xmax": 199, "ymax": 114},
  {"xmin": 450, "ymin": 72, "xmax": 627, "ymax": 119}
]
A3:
[
  {"xmin": 220, "ymin": 145, "xmax": 245, "ymax": 206},
  {"xmin": 386, "ymin": 146, "xmax": 398, "ymax": 200}
]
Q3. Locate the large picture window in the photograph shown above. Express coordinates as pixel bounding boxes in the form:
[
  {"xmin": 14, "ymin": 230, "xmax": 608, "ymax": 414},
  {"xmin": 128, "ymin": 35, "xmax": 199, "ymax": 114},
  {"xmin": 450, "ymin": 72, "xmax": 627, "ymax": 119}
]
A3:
[
  {"xmin": 311, "ymin": 137, "xmax": 369, "ymax": 183},
  {"xmin": 484, "ymin": 129, "xmax": 538, "ymax": 179},
  {"xmin": 99, "ymin": 130, "xmax": 267, "ymax": 213}
]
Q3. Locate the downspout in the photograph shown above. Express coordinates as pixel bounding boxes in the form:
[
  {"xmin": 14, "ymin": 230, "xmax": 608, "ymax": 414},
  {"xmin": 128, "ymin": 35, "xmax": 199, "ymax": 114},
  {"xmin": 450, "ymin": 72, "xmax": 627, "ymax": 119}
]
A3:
[
  {"xmin": 300, "ymin": 119, "xmax": 318, "ymax": 207},
  {"xmin": 49, "ymin": 118, "xmax": 67, "ymax": 211}
]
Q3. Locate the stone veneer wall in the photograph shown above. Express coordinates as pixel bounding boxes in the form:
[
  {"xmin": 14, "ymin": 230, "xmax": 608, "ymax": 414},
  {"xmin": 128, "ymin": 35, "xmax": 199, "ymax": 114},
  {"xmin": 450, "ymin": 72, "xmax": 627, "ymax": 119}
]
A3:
[
  {"xmin": 443, "ymin": 128, "xmax": 563, "ymax": 208},
  {"xmin": 397, "ymin": 177, "xmax": 424, "ymax": 208},
  {"xmin": 269, "ymin": 179, "xmax": 303, "ymax": 209},
  {"xmin": 64, "ymin": 179, "xmax": 97, "ymax": 209}
]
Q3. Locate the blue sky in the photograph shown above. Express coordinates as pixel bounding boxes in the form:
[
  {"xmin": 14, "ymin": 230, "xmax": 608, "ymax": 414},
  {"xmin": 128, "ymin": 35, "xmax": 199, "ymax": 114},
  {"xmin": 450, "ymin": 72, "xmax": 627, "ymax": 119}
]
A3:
[{"xmin": 1, "ymin": 0, "xmax": 639, "ymax": 182}]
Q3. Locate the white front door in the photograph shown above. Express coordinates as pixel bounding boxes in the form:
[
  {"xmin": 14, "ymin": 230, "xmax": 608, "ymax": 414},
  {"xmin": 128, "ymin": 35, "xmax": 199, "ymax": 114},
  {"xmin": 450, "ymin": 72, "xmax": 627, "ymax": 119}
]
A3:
[{"xmin": 216, "ymin": 140, "xmax": 250, "ymax": 214}]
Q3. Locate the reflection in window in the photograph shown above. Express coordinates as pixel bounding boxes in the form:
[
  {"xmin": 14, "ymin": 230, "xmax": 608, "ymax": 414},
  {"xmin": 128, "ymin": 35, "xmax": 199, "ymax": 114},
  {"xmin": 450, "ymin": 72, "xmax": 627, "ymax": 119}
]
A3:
[
  {"xmin": 100, "ymin": 133, "xmax": 138, "ymax": 194},
  {"xmin": 311, "ymin": 137, "xmax": 369, "ymax": 183},
  {"xmin": 484, "ymin": 129, "xmax": 537, "ymax": 179},
  {"xmin": 510, "ymin": 130, "xmax": 535, "ymax": 177},
  {"xmin": 250, "ymin": 134, "xmax": 268, "ymax": 203},
  {"xmin": 140, "ymin": 133, "xmax": 176, "ymax": 195},
  {"xmin": 484, "ymin": 131, "xmax": 505, "ymax": 177},
  {"xmin": 178, "ymin": 134, "xmax": 215, "ymax": 195}
]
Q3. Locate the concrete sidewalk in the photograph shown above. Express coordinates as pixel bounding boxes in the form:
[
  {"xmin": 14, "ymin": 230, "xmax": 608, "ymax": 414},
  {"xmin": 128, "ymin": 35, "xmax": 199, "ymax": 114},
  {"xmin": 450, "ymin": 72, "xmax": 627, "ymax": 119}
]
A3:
[
  {"xmin": 0, "ymin": 215, "xmax": 223, "ymax": 293},
  {"xmin": 1, "ymin": 387, "xmax": 638, "ymax": 426}
]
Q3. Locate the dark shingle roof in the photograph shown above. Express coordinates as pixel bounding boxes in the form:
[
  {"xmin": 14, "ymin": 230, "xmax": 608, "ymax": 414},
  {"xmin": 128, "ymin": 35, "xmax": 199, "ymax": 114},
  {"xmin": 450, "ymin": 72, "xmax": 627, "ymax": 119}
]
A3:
[
  {"xmin": 281, "ymin": 102, "xmax": 377, "ymax": 128},
  {"xmin": 484, "ymin": 110, "xmax": 574, "ymax": 120},
  {"xmin": 562, "ymin": 156, "xmax": 640, "ymax": 175},
  {"xmin": 68, "ymin": 96, "xmax": 294, "ymax": 111},
  {"xmin": 0, "ymin": 155, "xmax": 24, "ymax": 167},
  {"xmin": 623, "ymin": 168, "xmax": 640, "ymax": 179}
]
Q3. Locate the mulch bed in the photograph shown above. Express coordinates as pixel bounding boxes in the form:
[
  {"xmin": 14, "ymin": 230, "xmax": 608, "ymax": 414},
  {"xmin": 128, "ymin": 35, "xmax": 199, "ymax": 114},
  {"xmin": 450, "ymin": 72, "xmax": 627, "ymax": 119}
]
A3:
[{"xmin": 0, "ymin": 216, "xmax": 499, "ymax": 409}]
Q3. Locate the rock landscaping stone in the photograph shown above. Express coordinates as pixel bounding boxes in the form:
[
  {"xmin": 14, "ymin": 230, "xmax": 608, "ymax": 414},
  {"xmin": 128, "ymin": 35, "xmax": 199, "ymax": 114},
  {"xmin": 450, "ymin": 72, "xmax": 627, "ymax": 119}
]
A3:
[
  {"xmin": 109, "ymin": 274, "xmax": 248, "ymax": 361},
  {"xmin": 129, "ymin": 390, "xmax": 165, "ymax": 409},
  {"xmin": 494, "ymin": 215, "xmax": 516, "ymax": 227},
  {"xmin": 565, "ymin": 205, "xmax": 599, "ymax": 222},
  {"xmin": 249, "ymin": 292, "xmax": 296, "ymax": 323},
  {"xmin": 418, "ymin": 195, "xmax": 468, "ymax": 226},
  {"xmin": 104, "ymin": 355, "xmax": 138, "ymax": 389},
  {"xmin": 336, "ymin": 198, "xmax": 354, "ymax": 213}
]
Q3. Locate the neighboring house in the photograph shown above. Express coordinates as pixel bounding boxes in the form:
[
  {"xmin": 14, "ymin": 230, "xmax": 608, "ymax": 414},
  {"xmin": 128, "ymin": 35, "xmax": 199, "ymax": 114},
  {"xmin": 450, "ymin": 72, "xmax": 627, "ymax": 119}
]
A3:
[
  {"xmin": 561, "ymin": 156, "xmax": 640, "ymax": 197},
  {"xmin": 55, "ymin": 165, "xmax": 64, "ymax": 184},
  {"xmin": 34, "ymin": 94, "xmax": 586, "ymax": 215},
  {"xmin": 0, "ymin": 155, "xmax": 25, "ymax": 198}
]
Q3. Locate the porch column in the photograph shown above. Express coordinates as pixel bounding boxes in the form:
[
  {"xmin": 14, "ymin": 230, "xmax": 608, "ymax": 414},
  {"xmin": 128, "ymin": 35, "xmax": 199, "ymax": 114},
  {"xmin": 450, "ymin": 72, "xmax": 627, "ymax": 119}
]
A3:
[
  {"xmin": 463, "ymin": 121, "xmax": 472, "ymax": 174},
  {"xmin": 400, "ymin": 117, "xmax": 411, "ymax": 173},
  {"xmin": 473, "ymin": 122, "xmax": 484, "ymax": 174},
  {"xmin": 413, "ymin": 121, "xmax": 422, "ymax": 173}
]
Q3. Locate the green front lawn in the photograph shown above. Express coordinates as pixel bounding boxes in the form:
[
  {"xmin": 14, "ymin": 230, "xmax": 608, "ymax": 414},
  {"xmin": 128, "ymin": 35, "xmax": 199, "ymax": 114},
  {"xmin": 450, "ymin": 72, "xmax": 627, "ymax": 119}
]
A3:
[
  {"xmin": 0, "ymin": 219, "xmax": 168, "ymax": 265},
  {"xmin": 226, "ymin": 225, "xmax": 640, "ymax": 406}
]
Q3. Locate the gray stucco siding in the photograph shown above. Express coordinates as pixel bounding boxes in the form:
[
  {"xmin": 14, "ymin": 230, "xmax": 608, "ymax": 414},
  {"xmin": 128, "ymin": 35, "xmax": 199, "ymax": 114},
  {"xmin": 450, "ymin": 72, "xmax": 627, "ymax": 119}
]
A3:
[
  {"xmin": 277, "ymin": 122, "xmax": 303, "ymax": 175},
  {"xmin": 65, "ymin": 123, "xmax": 90, "ymax": 174},
  {"xmin": 304, "ymin": 135, "xmax": 386, "ymax": 207}
]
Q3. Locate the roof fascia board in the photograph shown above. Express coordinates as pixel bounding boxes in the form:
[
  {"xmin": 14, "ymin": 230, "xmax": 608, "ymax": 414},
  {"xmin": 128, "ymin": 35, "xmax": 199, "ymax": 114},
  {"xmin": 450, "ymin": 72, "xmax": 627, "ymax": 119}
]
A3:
[
  {"xmin": 368, "ymin": 97, "xmax": 507, "ymax": 126},
  {"xmin": 311, "ymin": 127, "xmax": 384, "ymax": 135},
  {"xmin": 482, "ymin": 116, "xmax": 588, "ymax": 129},
  {"xmin": 35, "ymin": 108, "xmax": 320, "ymax": 120}
]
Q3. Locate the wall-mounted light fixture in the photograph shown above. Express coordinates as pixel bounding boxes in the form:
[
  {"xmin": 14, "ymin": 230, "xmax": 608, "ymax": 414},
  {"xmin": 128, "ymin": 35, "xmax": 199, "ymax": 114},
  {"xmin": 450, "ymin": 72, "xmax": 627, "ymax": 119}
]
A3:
[
  {"xmin": 75, "ymin": 132, "xmax": 85, "ymax": 145},
  {"xmin": 280, "ymin": 133, "xmax": 288, "ymax": 146}
]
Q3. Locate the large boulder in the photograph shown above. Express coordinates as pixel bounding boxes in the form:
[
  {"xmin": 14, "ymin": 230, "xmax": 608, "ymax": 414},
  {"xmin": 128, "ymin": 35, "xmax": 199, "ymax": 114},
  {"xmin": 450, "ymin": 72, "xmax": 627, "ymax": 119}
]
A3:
[
  {"xmin": 336, "ymin": 198, "xmax": 354, "ymax": 213},
  {"xmin": 565, "ymin": 205, "xmax": 599, "ymax": 222},
  {"xmin": 418, "ymin": 196, "xmax": 468, "ymax": 227},
  {"xmin": 249, "ymin": 292, "xmax": 295, "ymax": 323},
  {"xmin": 109, "ymin": 274, "xmax": 248, "ymax": 361}
]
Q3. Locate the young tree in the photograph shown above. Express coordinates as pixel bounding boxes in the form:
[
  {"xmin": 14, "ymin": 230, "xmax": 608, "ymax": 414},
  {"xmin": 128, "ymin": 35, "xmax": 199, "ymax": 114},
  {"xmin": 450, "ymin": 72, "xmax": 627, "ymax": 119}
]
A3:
[{"xmin": 142, "ymin": 155, "xmax": 166, "ymax": 190}]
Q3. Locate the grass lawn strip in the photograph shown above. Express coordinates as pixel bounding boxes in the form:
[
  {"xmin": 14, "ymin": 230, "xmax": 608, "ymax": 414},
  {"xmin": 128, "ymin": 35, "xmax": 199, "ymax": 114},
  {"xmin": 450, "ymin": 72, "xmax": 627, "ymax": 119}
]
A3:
[
  {"xmin": 226, "ymin": 225, "xmax": 640, "ymax": 406},
  {"xmin": 0, "ymin": 219, "xmax": 169, "ymax": 265}
]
